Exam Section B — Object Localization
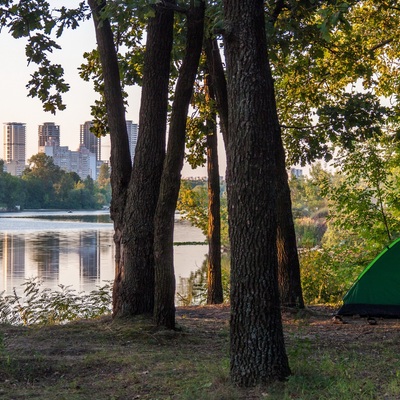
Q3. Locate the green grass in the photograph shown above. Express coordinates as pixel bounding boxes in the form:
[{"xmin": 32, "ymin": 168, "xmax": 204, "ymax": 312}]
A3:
[{"xmin": 1, "ymin": 309, "xmax": 400, "ymax": 399}]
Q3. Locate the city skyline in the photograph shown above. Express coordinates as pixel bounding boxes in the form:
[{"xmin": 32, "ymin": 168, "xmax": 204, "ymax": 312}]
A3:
[
  {"xmin": 0, "ymin": 2, "xmax": 222, "ymax": 178},
  {"xmin": 3, "ymin": 120, "xmax": 139, "ymax": 180}
]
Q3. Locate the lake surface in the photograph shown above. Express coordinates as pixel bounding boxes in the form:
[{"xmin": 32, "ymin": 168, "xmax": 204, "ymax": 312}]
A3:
[{"xmin": 0, "ymin": 210, "xmax": 207, "ymax": 299}]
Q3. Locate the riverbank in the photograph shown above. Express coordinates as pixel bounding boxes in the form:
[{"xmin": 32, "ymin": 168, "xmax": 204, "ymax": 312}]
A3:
[{"xmin": 1, "ymin": 305, "xmax": 400, "ymax": 399}]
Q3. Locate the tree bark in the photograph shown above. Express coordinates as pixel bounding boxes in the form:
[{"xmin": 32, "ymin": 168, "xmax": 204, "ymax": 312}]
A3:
[
  {"xmin": 205, "ymin": 29, "xmax": 304, "ymax": 310},
  {"xmin": 153, "ymin": 0, "xmax": 205, "ymax": 328},
  {"xmin": 223, "ymin": 0, "xmax": 291, "ymax": 386},
  {"xmin": 87, "ymin": 0, "xmax": 132, "ymax": 296},
  {"xmin": 205, "ymin": 75, "xmax": 223, "ymax": 305},
  {"xmin": 113, "ymin": 2, "xmax": 175, "ymax": 317},
  {"xmin": 204, "ymin": 38, "xmax": 229, "ymax": 147},
  {"xmin": 275, "ymin": 135, "xmax": 305, "ymax": 308}
]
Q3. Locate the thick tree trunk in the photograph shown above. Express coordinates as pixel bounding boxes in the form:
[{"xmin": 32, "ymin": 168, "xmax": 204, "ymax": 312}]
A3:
[
  {"xmin": 223, "ymin": 0, "xmax": 291, "ymax": 386},
  {"xmin": 113, "ymin": 3, "xmax": 175, "ymax": 317},
  {"xmin": 205, "ymin": 33, "xmax": 304, "ymax": 310},
  {"xmin": 153, "ymin": 0, "xmax": 205, "ymax": 328},
  {"xmin": 206, "ymin": 77, "xmax": 223, "ymax": 305},
  {"xmin": 88, "ymin": 0, "xmax": 132, "ymax": 289}
]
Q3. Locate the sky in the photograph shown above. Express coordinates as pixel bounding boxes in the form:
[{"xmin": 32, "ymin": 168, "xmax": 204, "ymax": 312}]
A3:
[{"xmin": 0, "ymin": 3, "xmax": 220, "ymax": 177}]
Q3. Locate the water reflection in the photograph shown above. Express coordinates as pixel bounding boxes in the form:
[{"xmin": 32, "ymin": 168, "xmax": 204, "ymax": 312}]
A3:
[
  {"xmin": 0, "ymin": 212, "xmax": 207, "ymax": 303},
  {"xmin": 1, "ymin": 230, "xmax": 115, "ymax": 296}
]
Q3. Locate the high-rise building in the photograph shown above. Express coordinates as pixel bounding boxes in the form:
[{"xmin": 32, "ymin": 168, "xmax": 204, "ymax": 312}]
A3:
[
  {"xmin": 126, "ymin": 120, "xmax": 138, "ymax": 164},
  {"xmin": 38, "ymin": 122, "xmax": 60, "ymax": 150},
  {"xmin": 80, "ymin": 121, "xmax": 101, "ymax": 162},
  {"xmin": 3, "ymin": 122, "xmax": 26, "ymax": 176}
]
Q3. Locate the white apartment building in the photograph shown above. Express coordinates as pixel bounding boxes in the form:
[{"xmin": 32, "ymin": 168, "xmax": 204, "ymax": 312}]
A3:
[
  {"xmin": 3, "ymin": 122, "xmax": 26, "ymax": 176},
  {"xmin": 42, "ymin": 144, "xmax": 97, "ymax": 180}
]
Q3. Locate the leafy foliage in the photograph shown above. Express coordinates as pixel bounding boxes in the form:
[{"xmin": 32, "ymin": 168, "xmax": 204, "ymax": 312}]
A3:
[
  {"xmin": 0, "ymin": 0, "xmax": 90, "ymax": 113},
  {"xmin": 0, "ymin": 278, "xmax": 112, "ymax": 326},
  {"xmin": 177, "ymin": 179, "xmax": 229, "ymax": 246}
]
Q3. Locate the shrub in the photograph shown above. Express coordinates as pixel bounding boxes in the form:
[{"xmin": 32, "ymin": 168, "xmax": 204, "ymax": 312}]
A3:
[{"xmin": 0, "ymin": 278, "xmax": 112, "ymax": 326}]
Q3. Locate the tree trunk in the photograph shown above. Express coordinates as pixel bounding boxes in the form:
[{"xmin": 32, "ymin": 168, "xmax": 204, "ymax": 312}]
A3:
[
  {"xmin": 275, "ymin": 134, "xmax": 305, "ymax": 308},
  {"xmin": 205, "ymin": 32, "xmax": 304, "ymax": 310},
  {"xmin": 87, "ymin": 0, "xmax": 132, "ymax": 293},
  {"xmin": 205, "ymin": 76, "xmax": 223, "ymax": 305},
  {"xmin": 153, "ymin": 0, "xmax": 205, "ymax": 328},
  {"xmin": 113, "ymin": 2, "xmax": 175, "ymax": 317},
  {"xmin": 204, "ymin": 38, "xmax": 229, "ymax": 146},
  {"xmin": 223, "ymin": 0, "xmax": 291, "ymax": 386}
]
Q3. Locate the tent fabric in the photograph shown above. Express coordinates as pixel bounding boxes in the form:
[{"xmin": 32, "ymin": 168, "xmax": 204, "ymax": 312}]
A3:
[{"xmin": 337, "ymin": 238, "xmax": 400, "ymax": 317}]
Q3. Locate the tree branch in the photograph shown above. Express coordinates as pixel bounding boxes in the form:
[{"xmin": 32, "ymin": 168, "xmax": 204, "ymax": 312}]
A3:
[
  {"xmin": 369, "ymin": 38, "xmax": 394, "ymax": 53},
  {"xmin": 152, "ymin": 0, "xmax": 188, "ymax": 14},
  {"xmin": 280, "ymin": 123, "xmax": 330, "ymax": 130},
  {"xmin": 268, "ymin": 0, "xmax": 287, "ymax": 26}
]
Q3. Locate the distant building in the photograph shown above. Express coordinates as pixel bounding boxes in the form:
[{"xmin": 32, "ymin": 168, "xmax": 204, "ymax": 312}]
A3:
[
  {"xmin": 38, "ymin": 122, "xmax": 98, "ymax": 180},
  {"xmin": 38, "ymin": 122, "xmax": 60, "ymax": 149},
  {"xmin": 42, "ymin": 144, "xmax": 97, "ymax": 180},
  {"xmin": 290, "ymin": 168, "xmax": 303, "ymax": 178},
  {"xmin": 80, "ymin": 121, "xmax": 101, "ymax": 162},
  {"xmin": 3, "ymin": 122, "xmax": 26, "ymax": 176},
  {"xmin": 126, "ymin": 121, "xmax": 138, "ymax": 164}
]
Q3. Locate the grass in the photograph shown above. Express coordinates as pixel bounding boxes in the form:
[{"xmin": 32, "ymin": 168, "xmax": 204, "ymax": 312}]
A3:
[{"xmin": 1, "ymin": 306, "xmax": 400, "ymax": 399}]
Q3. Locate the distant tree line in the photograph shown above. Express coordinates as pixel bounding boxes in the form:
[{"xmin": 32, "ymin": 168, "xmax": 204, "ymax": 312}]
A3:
[{"xmin": 0, "ymin": 154, "xmax": 111, "ymax": 211}]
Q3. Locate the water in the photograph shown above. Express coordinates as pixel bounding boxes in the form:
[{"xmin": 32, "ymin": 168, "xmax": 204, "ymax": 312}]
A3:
[{"xmin": 0, "ymin": 210, "xmax": 207, "ymax": 297}]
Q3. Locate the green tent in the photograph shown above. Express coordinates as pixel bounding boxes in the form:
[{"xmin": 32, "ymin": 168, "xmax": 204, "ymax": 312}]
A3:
[{"xmin": 338, "ymin": 238, "xmax": 400, "ymax": 317}]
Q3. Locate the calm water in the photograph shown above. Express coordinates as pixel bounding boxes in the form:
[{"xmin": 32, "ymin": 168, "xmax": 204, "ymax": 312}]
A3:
[{"xmin": 0, "ymin": 210, "xmax": 207, "ymax": 297}]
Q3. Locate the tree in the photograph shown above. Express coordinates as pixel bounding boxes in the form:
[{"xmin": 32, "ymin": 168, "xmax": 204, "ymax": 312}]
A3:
[
  {"xmin": 116, "ymin": 1, "xmax": 176, "ymax": 318},
  {"xmin": 222, "ymin": 0, "xmax": 290, "ymax": 385},
  {"xmin": 153, "ymin": 0, "xmax": 205, "ymax": 328},
  {"xmin": 205, "ymin": 79, "xmax": 223, "ymax": 304},
  {"xmin": 204, "ymin": 27, "xmax": 304, "ymax": 308},
  {"xmin": 183, "ymin": 48, "xmax": 224, "ymax": 304}
]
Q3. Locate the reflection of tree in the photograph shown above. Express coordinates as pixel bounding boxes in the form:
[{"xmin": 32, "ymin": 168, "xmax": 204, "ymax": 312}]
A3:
[
  {"xmin": 31, "ymin": 233, "xmax": 60, "ymax": 280},
  {"xmin": 79, "ymin": 231, "xmax": 100, "ymax": 282}
]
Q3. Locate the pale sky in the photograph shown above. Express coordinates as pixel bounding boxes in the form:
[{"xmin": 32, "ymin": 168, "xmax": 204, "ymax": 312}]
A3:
[{"xmin": 0, "ymin": 2, "xmax": 224, "ymax": 178}]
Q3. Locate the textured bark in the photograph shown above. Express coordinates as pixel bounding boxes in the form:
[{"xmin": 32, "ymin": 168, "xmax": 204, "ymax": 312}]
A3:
[
  {"xmin": 206, "ymin": 77, "xmax": 223, "ymax": 305},
  {"xmin": 223, "ymin": 0, "xmax": 291, "ymax": 386},
  {"xmin": 205, "ymin": 29, "xmax": 304, "ymax": 310},
  {"xmin": 204, "ymin": 38, "xmax": 229, "ymax": 146},
  {"xmin": 88, "ymin": 0, "xmax": 132, "ymax": 296},
  {"xmin": 113, "ymin": 2, "xmax": 175, "ymax": 317},
  {"xmin": 275, "ymin": 134, "xmax": 305, "ymax": 308},
  {"xmin": 153, "ymin": 1, "xmax": 205, "ymax": 328}
]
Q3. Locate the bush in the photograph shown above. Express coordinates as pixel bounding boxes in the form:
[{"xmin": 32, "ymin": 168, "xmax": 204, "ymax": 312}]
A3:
[
  {"xmin": 299, "ymin": 242, "xmax": 373, "ymax": 305},
  {"xmin": 0, "ymin": 278, "xmax": 112, "ymax": 326}
]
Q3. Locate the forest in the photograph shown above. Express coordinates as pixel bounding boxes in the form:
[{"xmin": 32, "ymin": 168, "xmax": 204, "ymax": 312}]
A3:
[{"xmin": 0, "ymin": 0, "xmax": 399, "ymax": 393}]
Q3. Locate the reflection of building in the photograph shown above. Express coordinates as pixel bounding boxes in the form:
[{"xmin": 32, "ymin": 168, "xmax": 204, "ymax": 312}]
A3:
[
  {"xmin": 3, "ymin": 122, "xmax": 26, "ymax": 176},
  {"xmin": 1, "ymin": 234, "xmax": 25, "ymax": 292},
  {"xmin": 32, "ymin": 233, "xmax": 60, "ymax": 281},
  {"xmin": 79, "ymin": 231, "xmax": 100, "ymax": 282}
]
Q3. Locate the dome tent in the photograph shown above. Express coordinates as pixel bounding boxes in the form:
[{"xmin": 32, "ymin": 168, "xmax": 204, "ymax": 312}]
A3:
[{"xmin": 337, "ymin": 238, "xmax": 400, "ymax": 317}]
